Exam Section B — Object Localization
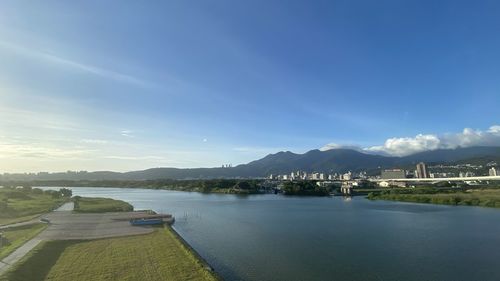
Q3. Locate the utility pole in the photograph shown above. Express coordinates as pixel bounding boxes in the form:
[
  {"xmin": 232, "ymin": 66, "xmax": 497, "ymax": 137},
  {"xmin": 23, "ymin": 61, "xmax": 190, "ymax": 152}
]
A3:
[{"xmin": 0, "ymin": 232, "xmax": 3, "ymax": 249}]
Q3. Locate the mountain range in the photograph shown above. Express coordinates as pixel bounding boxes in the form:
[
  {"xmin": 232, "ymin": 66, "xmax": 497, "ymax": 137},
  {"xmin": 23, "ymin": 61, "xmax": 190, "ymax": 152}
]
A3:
[{"xmin": 1, "ymin": 146, "xmax": 499, "ymax": 181}]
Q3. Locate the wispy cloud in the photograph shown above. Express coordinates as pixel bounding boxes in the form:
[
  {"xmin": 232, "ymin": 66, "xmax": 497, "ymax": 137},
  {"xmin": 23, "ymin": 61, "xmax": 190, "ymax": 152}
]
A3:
[
  {"xmin": 0, "ymin": 140, "xmax": 93, "ymax": 159},
  {"xmin": 0, "ymin": 106, "xmax": 83, "ymax": 132},
  {"xmin": 0, "ymin": 40, "xmax": 154, "ymax": 88},
  {"xmin": 103, "ymin": 155, "xmax": 166, "ymax": 161},
  {"xmin": 81, "ymin": 139, "xmax": 108, "ymax": 144},
  {"xmin": 120, "ymin": 130, "xmax": 134, "ymax": 137},
  {"xmin": 322, "ymin": 125, "xmax": 500, "ymax": 156}
]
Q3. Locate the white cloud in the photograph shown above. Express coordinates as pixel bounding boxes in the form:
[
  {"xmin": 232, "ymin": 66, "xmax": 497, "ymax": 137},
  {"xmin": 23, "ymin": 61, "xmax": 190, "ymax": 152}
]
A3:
[
  {"xmin": 488, "ymin": 125, "xmax": 500, "ymax": 133},
  {"xmin": 322, "ymin": 125, "xmax": 500, "ymax": 157},
  {"xmin": 320, "ymin": 143, "xmax": 363, "ymax": 152},
  {"xmin": 120, "ymin": 130, "xmax": 134, "ymax": 137},
  {"xmin": 438, "ymin": 126, "xmax": 500, "ymax": 149},
  {"xmin": 366, "ymin": 134, "xmax": 441, "ymax": 156}
]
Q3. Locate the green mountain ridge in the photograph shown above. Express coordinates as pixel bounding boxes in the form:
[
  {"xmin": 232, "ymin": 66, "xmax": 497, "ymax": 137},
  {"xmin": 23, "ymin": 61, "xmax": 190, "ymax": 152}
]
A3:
[{"xmin": 1, "ymin": 146, "xmax": 499, "ymax": 181}]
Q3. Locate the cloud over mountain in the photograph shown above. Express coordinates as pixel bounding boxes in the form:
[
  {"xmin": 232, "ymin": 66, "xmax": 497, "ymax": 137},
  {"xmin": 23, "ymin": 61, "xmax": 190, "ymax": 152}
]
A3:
[{"xmin": 322, "ymin": 125, "xmax": 500, "ymax": 157}]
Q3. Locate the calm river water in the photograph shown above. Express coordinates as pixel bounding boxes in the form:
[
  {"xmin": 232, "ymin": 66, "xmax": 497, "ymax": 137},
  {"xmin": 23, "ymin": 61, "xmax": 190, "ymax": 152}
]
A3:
[{"xmin": 41, "ymin": 187, "xmax": 500, "ymax": 281}]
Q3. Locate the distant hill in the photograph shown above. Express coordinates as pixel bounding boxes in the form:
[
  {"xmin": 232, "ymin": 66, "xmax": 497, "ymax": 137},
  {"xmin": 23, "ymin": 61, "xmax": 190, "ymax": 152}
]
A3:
[{"xmin": 1, "ymin": 146, "xmax": 499, "ymax": 181}]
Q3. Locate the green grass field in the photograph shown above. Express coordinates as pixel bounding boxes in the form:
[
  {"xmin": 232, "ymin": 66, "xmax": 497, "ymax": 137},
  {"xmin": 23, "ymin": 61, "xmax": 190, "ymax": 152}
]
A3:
[
  {"xmin": 368, "ymin": 188, "xmax": 500, "ymax": 208},
  {"xmin": 1, "ymin": 227, "xmax": 218, "ymax": 281},
  {"xmin": 0, "ymin": 188, "xmax": 66, "ymax": 226},
  {"xmin": 73, "ymin": 197, "xmax": 133, "ymax": 213},
  {"xmin": 0, "ymin": 224, "xmax": 47, "ymax": 260}
]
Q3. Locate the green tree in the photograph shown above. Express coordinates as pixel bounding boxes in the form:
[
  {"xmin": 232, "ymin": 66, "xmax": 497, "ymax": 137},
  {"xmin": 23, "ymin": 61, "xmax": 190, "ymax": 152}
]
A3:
[{"xmin": 59, "ymin": 188, "xmax": 72, "ymax": 198}]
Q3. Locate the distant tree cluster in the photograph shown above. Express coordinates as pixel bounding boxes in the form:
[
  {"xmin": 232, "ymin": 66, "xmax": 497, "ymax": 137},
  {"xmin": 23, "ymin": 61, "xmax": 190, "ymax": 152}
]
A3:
[
  {"xmin": 282, "ymin": 181, "xmax": 330, "ymax": 196},
  {"xmin": 0, "ymin": 185, "xmax": 72, "ymax": 199},
  {"xmin": 0, "ymin": 179, "xmax": 267, "ymax": 195}
]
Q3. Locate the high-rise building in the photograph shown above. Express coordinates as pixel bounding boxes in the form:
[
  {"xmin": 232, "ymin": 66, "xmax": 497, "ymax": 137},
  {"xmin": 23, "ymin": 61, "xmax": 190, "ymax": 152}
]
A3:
[
  {"xmin": 416, "ymin": 162, "xmax": 428, "ymax": 178},
  {"xmin": 489, "ymin": 167, "xmax": 498, "ymax": 177}
]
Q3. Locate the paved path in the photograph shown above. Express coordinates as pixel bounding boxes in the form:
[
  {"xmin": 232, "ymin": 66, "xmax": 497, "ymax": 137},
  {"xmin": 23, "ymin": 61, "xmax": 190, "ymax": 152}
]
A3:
[
  {"xmin": 0, "ymin": 238, "xmax": 43, "ymax": 275},
  {"xmin": 53, "ymin": 202, "xmax": 74, "ymax": 212},
  {"xmin": 0, "ymin": 202, "xmax": 154, "ymax": 276}
]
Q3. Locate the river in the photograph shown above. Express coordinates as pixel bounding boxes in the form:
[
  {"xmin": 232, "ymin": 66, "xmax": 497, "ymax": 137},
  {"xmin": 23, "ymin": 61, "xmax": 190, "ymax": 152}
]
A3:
[{"xmin": 40, "ymin": 187, "xmax": 500, "ymax": 281}]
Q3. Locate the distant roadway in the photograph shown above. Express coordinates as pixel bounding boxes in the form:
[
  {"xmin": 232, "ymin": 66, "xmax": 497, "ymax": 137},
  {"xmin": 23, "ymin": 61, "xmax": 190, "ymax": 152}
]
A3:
[{"xmin": 369, "ymin": 175, "xmax": 500, "ymax": 182}]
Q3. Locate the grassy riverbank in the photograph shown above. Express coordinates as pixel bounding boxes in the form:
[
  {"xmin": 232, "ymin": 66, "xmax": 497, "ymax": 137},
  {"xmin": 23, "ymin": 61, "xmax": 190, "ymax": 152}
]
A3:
[
  {"xmin": 73, "ymin": 197, "xmax": 133, "ymax": 213},
  {"xmin": 0, "ymin": 224, "xmax": 47, "ymax": 260},
  {"xmin": 0, "ymin": 187, "xmax": 70, "ymax": 225},
  {"xmin": 368, "ymin": 188, "xmax": 500, "ymax": 208},
  {"xmin": 0, "ymin": 227, "xmax": 217, "ymax": 281}
]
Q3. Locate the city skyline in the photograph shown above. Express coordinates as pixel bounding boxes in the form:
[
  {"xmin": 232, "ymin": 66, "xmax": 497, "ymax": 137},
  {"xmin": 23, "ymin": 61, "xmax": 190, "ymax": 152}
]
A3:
[{"xmin": 1, "ymin": 1, "xmax": 500, "ymax": 172}]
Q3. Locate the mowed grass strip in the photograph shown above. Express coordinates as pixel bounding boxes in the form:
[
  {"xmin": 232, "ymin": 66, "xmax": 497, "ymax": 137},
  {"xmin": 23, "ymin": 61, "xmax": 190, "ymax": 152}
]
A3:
[
  {"xmin": 1, "ymin": 227, "xmax": 218, "ymax": 281},
  {"xmin": 73, "ymin": 197, "xmax": 133, "ymax": 213},
  {"xmin": 0, "ymin": 223, "xmax": 47, "ymax": 260}
]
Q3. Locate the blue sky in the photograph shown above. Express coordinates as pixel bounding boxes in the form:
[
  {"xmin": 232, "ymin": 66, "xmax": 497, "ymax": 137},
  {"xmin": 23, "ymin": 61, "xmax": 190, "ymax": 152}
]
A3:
[{"xmin": 0, "ymin": 0, "xmax": 499, "ymax": 172}]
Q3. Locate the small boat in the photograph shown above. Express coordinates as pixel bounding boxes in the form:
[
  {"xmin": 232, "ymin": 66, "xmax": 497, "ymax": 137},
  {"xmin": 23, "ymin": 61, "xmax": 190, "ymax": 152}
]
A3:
[{"xmin": 129, "ymin": 218, "xmax": 164, "ymax": 226}]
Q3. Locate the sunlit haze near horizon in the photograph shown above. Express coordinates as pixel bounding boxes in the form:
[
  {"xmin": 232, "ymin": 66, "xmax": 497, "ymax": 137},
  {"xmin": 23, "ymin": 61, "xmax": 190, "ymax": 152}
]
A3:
[{"xmin": 1, "ymin": 1, "xmax": 499, "ymax": 173}]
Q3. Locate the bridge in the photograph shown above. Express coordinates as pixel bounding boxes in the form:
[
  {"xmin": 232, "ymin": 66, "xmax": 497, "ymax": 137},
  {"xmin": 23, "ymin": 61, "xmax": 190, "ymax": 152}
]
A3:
[{"xmin": 368, "ymin": 175, "xmax": 500, "ymax": 182}]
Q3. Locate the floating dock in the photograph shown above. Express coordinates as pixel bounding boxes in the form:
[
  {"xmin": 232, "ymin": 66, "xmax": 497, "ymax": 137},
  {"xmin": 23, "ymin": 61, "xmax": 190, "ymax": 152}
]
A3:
[
  {"xmin": 122, "ymin": 212, "xmax": 175, "ymax": 226},
  {"xmin": 129, "ymin": 218, "xmax": 164, "ymax": 226}
]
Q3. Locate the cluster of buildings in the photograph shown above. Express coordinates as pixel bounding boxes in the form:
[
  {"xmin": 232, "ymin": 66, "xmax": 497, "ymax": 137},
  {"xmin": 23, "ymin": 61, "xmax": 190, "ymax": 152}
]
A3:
[
  {"xmin": 380, "ymin": 162, "xmax": 500, "ymax": 180},
  {"xmin": 264, "ymin": 162, "xmax": 499, "ymax": 195},
  {"xmin": 268, "ymin": 171, "xmax": 367, "ymax": 181},
  {"xmin": 267, "ymin": 161, "xmax": 499, "ymax": 186},
  {"xmin": 380, "ymin": 162, "xmax": 430, "ymax": 179}
]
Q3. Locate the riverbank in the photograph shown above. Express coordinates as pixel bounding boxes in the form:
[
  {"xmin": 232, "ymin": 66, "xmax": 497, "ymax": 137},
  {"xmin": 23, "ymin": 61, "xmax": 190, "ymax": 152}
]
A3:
[
  {"xmin": 1, "ymin": 227, "xmax": 219, "ymax": 281},
  {"xmin": 368, "ymin": 188, "xmax": 500, "ymax": 208},
  {"xmin": 0, "ymin": 196, "xmax": 219, "ymax": 281},
  {"xmin": 169, "ymin": 226, "xmax": 222, "ymax": 280}
]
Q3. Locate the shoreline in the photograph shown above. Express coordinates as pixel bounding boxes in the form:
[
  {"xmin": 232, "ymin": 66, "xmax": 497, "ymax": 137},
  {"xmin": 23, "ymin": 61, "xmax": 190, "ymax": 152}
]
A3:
[{"xmin": 168, "ymin": 225, "xmax": 223, "ymax": 281}]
